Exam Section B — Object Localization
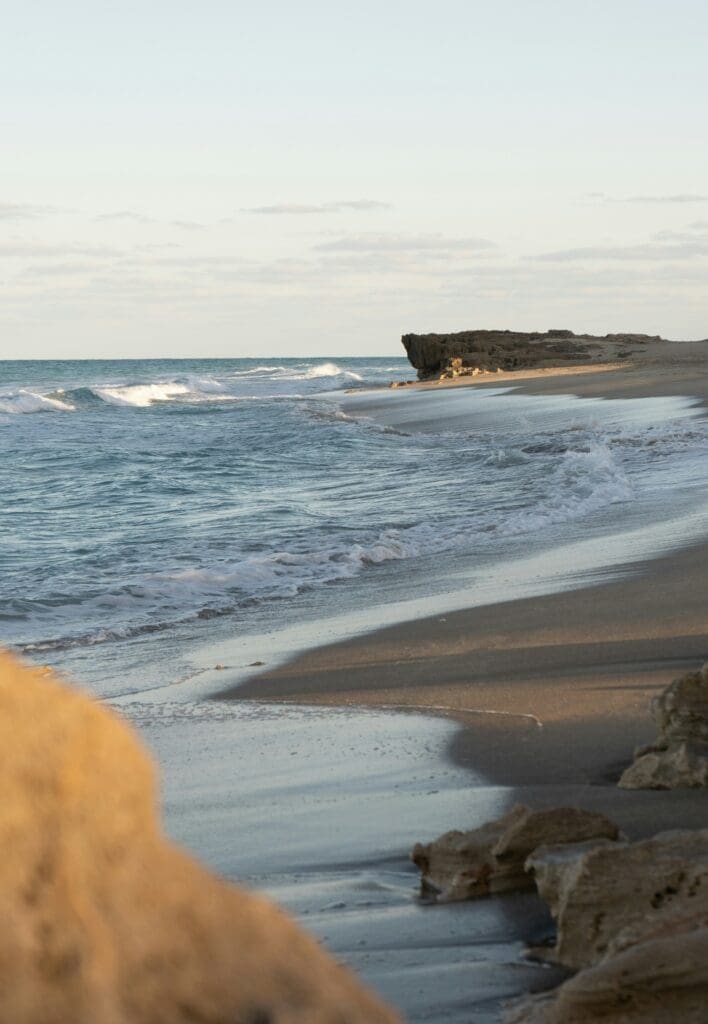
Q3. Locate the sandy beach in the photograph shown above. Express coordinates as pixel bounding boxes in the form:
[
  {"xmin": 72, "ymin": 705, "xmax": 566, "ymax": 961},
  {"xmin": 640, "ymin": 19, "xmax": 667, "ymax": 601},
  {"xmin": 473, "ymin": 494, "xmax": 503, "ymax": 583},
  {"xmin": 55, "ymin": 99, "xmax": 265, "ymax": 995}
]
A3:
[
  {"xmin": 221, "ymin": 350, "xmax": 708, "ymax": 801},
  {"xmin": 215, "ymin": 350, "xmax": 708, "ymax": 1016},
  {"xmin": 220, "ymin": 539, "xmax": 707, "ymax": 829},
  {"xmin": 4, "ymin": 348, "xmax": 706, "ymax": 1023}
]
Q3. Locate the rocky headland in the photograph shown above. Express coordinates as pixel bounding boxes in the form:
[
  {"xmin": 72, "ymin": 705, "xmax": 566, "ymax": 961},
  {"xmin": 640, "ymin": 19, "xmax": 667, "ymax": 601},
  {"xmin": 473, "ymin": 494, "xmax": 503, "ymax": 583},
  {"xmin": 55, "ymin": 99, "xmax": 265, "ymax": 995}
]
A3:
[{"xmin": 401, "ymin": 328, "xmax": 669, "ymax": 380}]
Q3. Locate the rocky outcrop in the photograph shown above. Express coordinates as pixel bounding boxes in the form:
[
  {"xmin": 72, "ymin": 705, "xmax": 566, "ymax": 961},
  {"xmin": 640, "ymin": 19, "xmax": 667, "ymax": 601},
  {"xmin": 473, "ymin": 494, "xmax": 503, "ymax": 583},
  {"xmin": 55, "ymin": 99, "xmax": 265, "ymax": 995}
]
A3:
[
  {"xmin": 505, "ymin": 927, "xmax": 708, "ymax": 1024},
  {"xmin": 619, "ymin": 663, "xmax": 708, "ymax": 789},
  {"xmin": 401, "ymin": 329, "xmax": 663, "ymax": 379},
  {"xmin": 506, "ymin": 829, "xmax": 708, "ymax": 1022},
  {"xmin": 410, "ymin": 804, "xmax": 619, "ymax": 902},
  {"xmin": 526, "ymin": 829, "xmax": 708, "ymax": 969},
  {"xmin": 0, "ymin": 651, "xmax": 399, "ymax": 1024}
]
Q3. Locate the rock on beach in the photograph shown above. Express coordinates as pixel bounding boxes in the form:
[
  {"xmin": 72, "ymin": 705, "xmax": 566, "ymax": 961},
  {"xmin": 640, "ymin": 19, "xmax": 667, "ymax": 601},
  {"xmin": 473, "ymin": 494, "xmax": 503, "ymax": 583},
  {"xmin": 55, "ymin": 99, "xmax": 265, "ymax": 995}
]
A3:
[
  {"xmin": 619, "ymin": 663, "xmax": 708, "ymax": 789},
  {"xmin": 411, "ymin": 804, "xmax": 620, "ymax": 902}
]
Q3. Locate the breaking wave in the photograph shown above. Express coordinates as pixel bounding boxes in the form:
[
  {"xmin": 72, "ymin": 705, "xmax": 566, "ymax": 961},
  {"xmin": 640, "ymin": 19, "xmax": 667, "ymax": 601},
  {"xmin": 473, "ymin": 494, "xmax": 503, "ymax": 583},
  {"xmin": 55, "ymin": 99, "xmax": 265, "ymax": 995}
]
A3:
[
  {"xmin": 0, "ymin": 362, "xmax": 369, "ymax": 415},
  {"xmin": 14, "ymin": 437, "xmax": 641, "ymax": 654},
  {"xmin": 4, "ymin": 357, "xmax": 705, "ymax": 682},
  {"xmin": 301, "ymin": 362, "xmax": 363, "ymax": 381},
  {"xmin": 0, "ymin": 390, "xmax": 75, "ymax": 414},
  {"xmin": 91, "ymin": 382, "xmax": 193, "ymax": 407}
]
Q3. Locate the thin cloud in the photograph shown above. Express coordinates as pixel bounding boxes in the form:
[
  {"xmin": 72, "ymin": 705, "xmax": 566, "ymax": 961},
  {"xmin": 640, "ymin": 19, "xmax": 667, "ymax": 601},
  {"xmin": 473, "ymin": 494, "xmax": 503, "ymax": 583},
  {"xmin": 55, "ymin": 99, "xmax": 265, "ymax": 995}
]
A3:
[
  {"xmin": 315, "ymin": 233, "xmax": 495, "ymax": 253},
  {"xmin": 20, "ymin": 262, "xmax": 102, "ymax": 278},
  {"xmin": 170, "ymin": 220, "xmax": 207, "ymax": 231},
  {"xmin": 0, "ymin": 242, "xmax": 122, "ymax": 259},
  {"xmin": 620, "ymin": 194, "xmax": 708, "ymax": 204},
  {"xmin": 244, "ymin": 200, "xmax": 391, "ymax": 215},
  {"xmin": 94, "ymin": 210, "xmax": 156, "ymax": 224},
  {"xmin": 586, "ymin": 192, "xmax": 708, "ymax": 205},
  {"xmin": 653, "ymin": 222, "xmax": 708, "ymax": 242},
  {"xmin": 534, "ymin": 240, "xmax": 708, "ymax": 262},
  {"xmin": 0, "ymin": 202, "xmax": 58, "ymax": 220},
  {"xmin": 135, "ymin": 242, "xmax": 183, "ymax": 252}
]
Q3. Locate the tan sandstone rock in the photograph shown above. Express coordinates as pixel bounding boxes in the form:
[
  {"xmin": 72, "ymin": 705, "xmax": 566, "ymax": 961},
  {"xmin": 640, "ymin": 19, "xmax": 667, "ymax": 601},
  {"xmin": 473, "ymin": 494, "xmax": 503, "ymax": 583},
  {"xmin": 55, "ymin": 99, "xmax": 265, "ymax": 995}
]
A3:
[
  {"xmin": 526, "ymin": 828, "xmax": 708, "ymax": 970},
  {"xmin": 619, "ymin": 663, "xmax": 708, "ymax": 789},
  {"xmin": 619, "ymin": 740, "xmax": 708, "ymax": 789},
  {"xmin": 509, "ymin": 827, "xmax": 708, "ymax": 1023},
  {"xmin": 654, "ymin": 662, "xmax": 708, "ymax": 743},
  {"xmin": 0, "ymin": 651, "xmax": 400, "ymax": 1024},
  {"xmin": 411, "ymin": 804, "xmax": 619, "ymax": 902},
  {"xmin": 505, "ymin": 926, "xmax": 708, "ymax": 1024}
]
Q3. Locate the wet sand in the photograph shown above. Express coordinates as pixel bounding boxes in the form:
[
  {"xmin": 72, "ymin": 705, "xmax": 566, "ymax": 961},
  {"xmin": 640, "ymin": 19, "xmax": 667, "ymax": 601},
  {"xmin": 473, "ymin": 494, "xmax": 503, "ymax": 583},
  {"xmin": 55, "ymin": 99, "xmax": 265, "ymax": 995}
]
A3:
[
  {"xmin": 219, "ymin": 540, "xmax": 707, "ymax": 832},
  {"xmin": 221, "ymin": 350, "xmax": 708, "ymax": 835}
]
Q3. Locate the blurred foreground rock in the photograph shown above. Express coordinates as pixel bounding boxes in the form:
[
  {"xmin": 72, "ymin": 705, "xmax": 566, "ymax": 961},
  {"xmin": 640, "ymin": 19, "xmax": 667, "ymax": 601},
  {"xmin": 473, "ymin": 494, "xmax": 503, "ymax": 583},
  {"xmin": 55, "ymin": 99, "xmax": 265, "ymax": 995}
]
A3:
[
  {"xmin": 0, "ymin": 651, "xmax": 400, "ymax": 1024},
  {"xmin": 619, "ymin": 662, "xmax": 708, "ymax": 789},
  {"xmin": 411, "ymin": 804, "xmax": 619, "ymax": 902}
]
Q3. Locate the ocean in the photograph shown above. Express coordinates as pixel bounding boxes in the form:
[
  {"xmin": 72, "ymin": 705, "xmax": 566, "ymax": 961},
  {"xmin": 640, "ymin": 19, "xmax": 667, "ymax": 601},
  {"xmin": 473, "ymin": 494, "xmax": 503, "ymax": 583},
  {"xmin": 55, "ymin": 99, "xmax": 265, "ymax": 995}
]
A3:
[
  {"xmin": 2, "ymin": 356, "xmax": 708, "ymax": 1021},
  {"xmin": 2, "ymin": 357, "xmax": 707, "ymax": 698}
]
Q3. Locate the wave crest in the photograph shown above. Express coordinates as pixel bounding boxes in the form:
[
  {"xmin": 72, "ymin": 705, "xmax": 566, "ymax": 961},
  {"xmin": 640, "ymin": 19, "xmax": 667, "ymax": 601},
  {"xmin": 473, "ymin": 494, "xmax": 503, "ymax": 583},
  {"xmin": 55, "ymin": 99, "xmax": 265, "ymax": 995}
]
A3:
[{"xmin": 0, "ymin": 390, "xmax": 75, "ymax": 414}]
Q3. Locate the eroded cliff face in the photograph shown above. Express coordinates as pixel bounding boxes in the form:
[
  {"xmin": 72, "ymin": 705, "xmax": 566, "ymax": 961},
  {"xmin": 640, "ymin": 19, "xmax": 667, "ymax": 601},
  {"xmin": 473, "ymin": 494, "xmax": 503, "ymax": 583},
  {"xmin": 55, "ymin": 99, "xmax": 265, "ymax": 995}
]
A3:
[
  {"xmin": 401, "ymin": 329, "xmax": 662, "ymax": 379},
  {"xmin": 0, "ymin": 651, "xmax": 400, "ymax": 1024}
]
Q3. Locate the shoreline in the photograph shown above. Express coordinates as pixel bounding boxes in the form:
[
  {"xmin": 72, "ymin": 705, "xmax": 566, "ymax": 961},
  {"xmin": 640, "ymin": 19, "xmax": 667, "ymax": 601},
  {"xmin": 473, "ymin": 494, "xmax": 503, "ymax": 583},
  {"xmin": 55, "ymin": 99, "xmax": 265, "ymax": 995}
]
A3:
[
  {"xmin": 217, "ymin": 540, "xmax": 706, "ymax": 818},
  {"xmin": 209, "ymin": 354, "xmax": 708, "ymax": 1019},
  {"xmin": 219, "ymin": 355, "xmax": 708, "ymax": 840},
  {"xmin": 377, "ymin": 340, "xmax": 708, "ymax": 410}
]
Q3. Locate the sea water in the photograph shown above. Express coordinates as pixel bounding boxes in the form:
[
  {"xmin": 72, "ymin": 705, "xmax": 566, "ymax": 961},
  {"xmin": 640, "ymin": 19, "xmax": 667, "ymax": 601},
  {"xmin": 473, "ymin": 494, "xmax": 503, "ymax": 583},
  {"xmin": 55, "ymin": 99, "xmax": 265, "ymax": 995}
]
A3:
[
  {"xmin": 2, "ymin": 356, "xmax": 707, "ymax": 1021},
  {"xmin": 1, "ymin": 356, "xmax": 707, "ymax": 696}
]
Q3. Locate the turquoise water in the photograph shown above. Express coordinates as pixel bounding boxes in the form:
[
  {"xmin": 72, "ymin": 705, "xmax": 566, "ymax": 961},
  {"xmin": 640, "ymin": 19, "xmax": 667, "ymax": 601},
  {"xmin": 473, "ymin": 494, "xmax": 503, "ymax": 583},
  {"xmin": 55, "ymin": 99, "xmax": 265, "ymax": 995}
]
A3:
[{"xmin": 1, "ymin": 357, "xmax": 707, "ymax": 698}]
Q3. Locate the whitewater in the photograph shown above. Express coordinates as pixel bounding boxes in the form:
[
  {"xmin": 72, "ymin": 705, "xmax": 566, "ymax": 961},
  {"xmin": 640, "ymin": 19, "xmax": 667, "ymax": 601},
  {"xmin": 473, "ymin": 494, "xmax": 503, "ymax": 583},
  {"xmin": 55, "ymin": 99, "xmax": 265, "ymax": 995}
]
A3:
[{"xmin": 1, "ymin": 356, "xmax": 707, "ymax": 699}]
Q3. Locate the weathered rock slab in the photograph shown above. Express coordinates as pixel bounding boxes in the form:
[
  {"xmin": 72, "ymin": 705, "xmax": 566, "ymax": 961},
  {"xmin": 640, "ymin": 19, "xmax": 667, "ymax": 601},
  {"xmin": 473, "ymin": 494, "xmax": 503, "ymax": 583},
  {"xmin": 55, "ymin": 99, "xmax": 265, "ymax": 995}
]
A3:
[
  {"xmin": 654, "ymin": 662, "xmax": 708, "ymax": 744},
  {"xmin": 526, "ymin": 828, "xmax": 708, "ymax": 969},
  {"xmin": 0, "ymin": 652, "xmax": 400, "ymax": 1024},
  {"xmin": 619, "ymin": 663, "xmax": 708, "ymax": 789},
  {"xmin": 411, "ymin": 804, "xmax": 619, "ymax": 902},
  {"xmin": 505, "ymin": 926, "xmax": 708, "ymax": 1023},
  {"xmin": 619, "ymin": 740, "xmax": 708, "ymax": 789}
]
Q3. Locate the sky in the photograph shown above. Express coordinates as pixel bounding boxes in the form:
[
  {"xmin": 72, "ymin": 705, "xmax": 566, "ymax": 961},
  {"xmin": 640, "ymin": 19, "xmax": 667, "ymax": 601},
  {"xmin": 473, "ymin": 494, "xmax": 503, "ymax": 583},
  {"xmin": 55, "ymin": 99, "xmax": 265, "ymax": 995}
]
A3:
[{"xmin": 2, "ymin": 0, "xmax": 708, "ymax": 359}]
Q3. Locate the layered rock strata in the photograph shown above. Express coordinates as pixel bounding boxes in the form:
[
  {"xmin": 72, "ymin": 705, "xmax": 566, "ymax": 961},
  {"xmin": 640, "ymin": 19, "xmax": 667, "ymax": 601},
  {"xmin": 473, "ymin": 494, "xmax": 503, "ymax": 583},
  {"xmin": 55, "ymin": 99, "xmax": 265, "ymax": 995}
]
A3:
[
  {"xmin": 0, "ymin": 651, "xmax": 399, "ymax": 1024},
  {"xmin": 401, "ymin": 329, "xmax": 663, "ymax": 379},
  {"xmin": 410, "ymin": 804, "xmax": 620, "ymax": 902},
  {"xmin": 619, "ymin": 662, "xmax": 708, "ymax": 789}
]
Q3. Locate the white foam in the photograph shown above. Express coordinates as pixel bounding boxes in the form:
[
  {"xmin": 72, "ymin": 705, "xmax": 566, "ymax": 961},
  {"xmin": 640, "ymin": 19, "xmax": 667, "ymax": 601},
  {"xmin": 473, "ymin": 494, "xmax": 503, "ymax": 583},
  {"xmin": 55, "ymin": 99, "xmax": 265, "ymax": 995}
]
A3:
[
  {"xmin": 502, "ymin": 441, "xmax": 632, "ymax": 534},
  {"xmin": 0, "ymin": 390, "xmax": 75, "ymax": 414},
  {"xmin": 183, "ymin": 375, "xmax": 228, "ymax": 394},
  {"xmin": 92, "ymin": 382, "xmax": 191, "ymax": 407},
  {"xmin": 302, "ymin": 362, "xmax": 363, "ymax": 381},
  {"xmin": 229, "ymin": 365, "xmax": 290, "ymax": 376}
]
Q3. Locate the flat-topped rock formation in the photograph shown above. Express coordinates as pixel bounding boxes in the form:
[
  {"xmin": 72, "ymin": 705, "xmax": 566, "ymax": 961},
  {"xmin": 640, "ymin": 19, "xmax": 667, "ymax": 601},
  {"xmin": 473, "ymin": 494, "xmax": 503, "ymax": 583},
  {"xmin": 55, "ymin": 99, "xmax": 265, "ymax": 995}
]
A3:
[{"xmin": 401, "ymin": 328, "xmax": 666, "ymax": 379}]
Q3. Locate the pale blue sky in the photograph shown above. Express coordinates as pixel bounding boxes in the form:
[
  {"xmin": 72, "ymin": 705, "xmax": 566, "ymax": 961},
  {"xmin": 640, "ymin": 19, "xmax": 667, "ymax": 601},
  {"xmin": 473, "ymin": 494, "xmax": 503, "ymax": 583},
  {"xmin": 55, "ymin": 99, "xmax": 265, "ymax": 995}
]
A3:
[{"xmin": 2, "ymin": 0, "xmax": 708, "ymax": 357}]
